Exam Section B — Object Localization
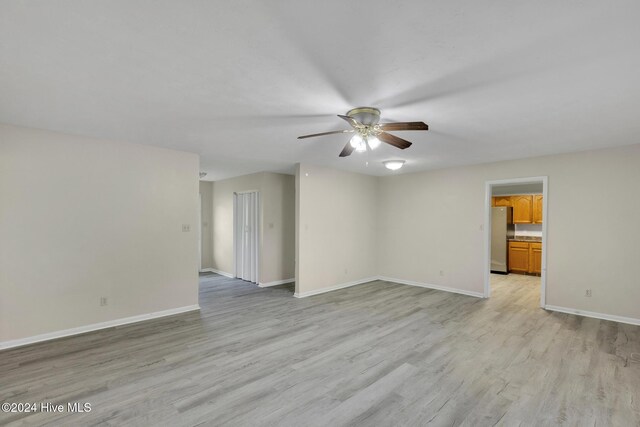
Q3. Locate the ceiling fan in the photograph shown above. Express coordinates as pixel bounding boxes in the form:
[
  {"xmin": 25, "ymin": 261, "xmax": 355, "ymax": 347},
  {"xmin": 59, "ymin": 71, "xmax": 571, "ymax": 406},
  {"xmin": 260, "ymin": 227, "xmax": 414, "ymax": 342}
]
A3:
[{"xmin": 297, "ymin": 107, "xmax": 428, "ymax": 157}]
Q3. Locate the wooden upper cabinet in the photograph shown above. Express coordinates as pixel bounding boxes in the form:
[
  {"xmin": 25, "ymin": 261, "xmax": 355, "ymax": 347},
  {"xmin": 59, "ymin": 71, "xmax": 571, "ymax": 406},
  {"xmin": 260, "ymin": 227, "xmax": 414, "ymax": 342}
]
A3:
[
  {"xmin": 511, "ymin": 195, "xmax": 533, "ymax": 223},
  {"xmin": 492, "ymin": 194, "xmax": 542, "ymax": 224},
  {"xmin": 493, "ymin": 196, "xmax": 512, "ymax": 207},
  {"xmin": 533, "ymin": 195, "xmax": 543, "ymax": 224}
]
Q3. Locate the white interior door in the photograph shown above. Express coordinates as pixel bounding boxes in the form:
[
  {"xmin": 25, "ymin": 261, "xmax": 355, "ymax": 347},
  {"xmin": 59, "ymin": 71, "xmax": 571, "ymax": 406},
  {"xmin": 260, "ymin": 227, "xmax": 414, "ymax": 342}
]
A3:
[{"xmin": 234, "ymin": 191, "xmax": 259, "ymax": 283}]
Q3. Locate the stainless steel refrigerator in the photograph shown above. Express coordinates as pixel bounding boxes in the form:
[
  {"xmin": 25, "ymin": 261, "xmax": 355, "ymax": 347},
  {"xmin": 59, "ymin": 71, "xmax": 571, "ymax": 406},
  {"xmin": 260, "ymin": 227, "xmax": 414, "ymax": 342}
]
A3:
[{"xmin": 491, "ymin": 206, "xmax": 514, "ymax": 274}]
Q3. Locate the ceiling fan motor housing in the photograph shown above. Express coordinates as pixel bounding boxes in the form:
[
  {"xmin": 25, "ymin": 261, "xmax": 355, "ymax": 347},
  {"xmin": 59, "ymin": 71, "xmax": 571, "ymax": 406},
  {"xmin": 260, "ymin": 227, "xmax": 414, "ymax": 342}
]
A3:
[{"xmin": 346, "ymin": 107, "xmax": 381, "ymax": 126}]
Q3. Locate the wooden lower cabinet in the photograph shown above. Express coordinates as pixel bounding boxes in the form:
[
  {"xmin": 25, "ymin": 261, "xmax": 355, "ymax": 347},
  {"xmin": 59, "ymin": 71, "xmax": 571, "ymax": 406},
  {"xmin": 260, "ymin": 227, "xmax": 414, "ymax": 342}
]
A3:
[
  {"xmin": 508, "ymin": 242, "xmax": 529, "ymax": 273},
  {"xmin": 530, "ymin": 242, "xmax": 542, "ymax": 274},
  {"xmin": 508, "ymin": 241, "xmax": 542, "ymax": 275}
]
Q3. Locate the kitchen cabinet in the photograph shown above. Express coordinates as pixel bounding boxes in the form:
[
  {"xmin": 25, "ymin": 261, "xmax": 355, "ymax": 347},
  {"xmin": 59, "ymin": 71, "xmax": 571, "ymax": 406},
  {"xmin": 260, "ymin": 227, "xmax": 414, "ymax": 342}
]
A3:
[
  {"xmin": 533, "ymin": 195, "xmax": 543, "ymax": 224},
  {"xmin": 508, "ymin": 241, "xmax": 529, "ymax": 273},
  {"xmin": 508, "ymin": 241, "xmax": 542, "ymax": 275},
  {"xmin": 511, "ymin": 195, "xmax": 533, "ymax": 223},
  {"xmin": 492, "ymin": 194, "xmax": 542, "ymax": 224},
  {"xmin": 530, "ymin": 242, "xmax": 542, "ymax": 274},
  {"xmin": 493, "ymin": 196, "xmax": 512, "ymax": 207}
]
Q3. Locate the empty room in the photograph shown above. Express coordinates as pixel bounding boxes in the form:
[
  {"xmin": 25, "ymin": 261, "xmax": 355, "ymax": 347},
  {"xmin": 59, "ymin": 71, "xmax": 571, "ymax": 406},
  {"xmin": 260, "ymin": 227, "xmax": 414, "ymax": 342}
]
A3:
[{"xmin": 1, "ymin": 1, "xmax": 640, "ymax": 426}]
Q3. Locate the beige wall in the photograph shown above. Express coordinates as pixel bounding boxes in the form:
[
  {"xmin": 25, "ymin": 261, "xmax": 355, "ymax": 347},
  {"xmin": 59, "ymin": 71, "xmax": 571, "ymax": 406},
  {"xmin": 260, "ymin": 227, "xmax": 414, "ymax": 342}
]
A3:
[
  {"xmin": 199, "ymin": 181, "xmax": 213, "ymax": 269},
  {"xmin": 0, "ymin": 124, "xmax": 200, "ymax": 344},
  {"xmin": 261, "ymin": 172, "xmax": 296, "ymax": 283},
  {"xmin": 296, "ymin": 163, "xmax": 378, "ymax": 296},
  {"xmin": 211, "ymin": 172, "xmax": 295, "ymax": 284},
  {"xmin": 378, "ymin": 143, "xmax": 640, "ymax": 320}
]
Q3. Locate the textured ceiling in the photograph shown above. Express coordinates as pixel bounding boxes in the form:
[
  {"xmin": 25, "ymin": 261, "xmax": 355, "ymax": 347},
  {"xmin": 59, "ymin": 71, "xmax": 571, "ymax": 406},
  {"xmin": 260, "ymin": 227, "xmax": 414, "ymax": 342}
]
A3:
[{"xmin": 2, "ymin": 1, "xmax": 640, "ymax": 180}]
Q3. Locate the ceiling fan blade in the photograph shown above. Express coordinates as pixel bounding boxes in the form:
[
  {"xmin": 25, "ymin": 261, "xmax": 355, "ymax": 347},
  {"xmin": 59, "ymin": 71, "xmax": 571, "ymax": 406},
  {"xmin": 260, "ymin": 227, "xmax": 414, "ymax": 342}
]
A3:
[
  {"xmin": 337, "ymin": 114, "xmax": 361, "ymax": 128},
  {"xmin": 339, "ymin": 141, "xmax": 355, "ymax": 157},
  {"xmin": 297, "ymin": 129, "xmax": 353, "ymax": 139},
  {"xmin": 379, "ymin": 122, "xmax": 429, "ymax": 131},
  {"xmin": 378, "ymin": 132, "xmax": 413, "ymax": 149}
]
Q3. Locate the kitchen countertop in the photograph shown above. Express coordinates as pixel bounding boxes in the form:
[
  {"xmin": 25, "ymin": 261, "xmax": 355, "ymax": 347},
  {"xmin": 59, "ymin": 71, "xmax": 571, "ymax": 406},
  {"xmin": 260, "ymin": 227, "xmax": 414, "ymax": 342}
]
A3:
[{"xmin": 508, "ymin": 237, "xmax": 542, "ymax": 243}]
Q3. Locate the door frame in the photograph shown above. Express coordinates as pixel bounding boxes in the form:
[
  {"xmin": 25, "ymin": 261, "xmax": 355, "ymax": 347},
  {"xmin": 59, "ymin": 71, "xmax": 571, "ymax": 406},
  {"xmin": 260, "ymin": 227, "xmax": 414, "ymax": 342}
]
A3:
[
  {"xmin": 483, "ymin": 176, "xmax": 548, "ymax": 307},
  {"xmin": 198, "ymin": 193, "xmax": 202, "ymax": 272},
  {"xmin": 233, "ymin": 190, "xmax": 260, "ymax": 282}
]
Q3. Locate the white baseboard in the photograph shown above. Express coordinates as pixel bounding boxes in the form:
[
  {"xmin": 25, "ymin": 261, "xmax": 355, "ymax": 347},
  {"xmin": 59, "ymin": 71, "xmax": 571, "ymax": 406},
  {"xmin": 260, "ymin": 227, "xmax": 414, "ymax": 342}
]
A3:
[
  {"xmin": 378, "ymin": 276, "xmax": 484, "ymax": 298},
  {"xmin": 294, "ymin": 277, "xmax": 378, "ymax": 298},
  {"xmin": 259, "ymin": 278, "xmax": 295, "ymax": 288},
  {"xmin": 287, "ymin": 275, "xmax": 640, "ymax": 327},
  {"xmin": 544, "ymin": 305, "xmax": 640, "ymax": 326},
  {"xmin": 293, "ymin": 276, "xmax": 484, "ymax": 299},
  {"xmin": 0, "ymin": 304, "xmax": 201, "ymax": 351},
  {"xmin": 206, "ymin": 268, "xmax": 234, "ymax": 278},
  {"xmin": 199, "ymin": 268, "xmax": 214, "ymax": 273}
]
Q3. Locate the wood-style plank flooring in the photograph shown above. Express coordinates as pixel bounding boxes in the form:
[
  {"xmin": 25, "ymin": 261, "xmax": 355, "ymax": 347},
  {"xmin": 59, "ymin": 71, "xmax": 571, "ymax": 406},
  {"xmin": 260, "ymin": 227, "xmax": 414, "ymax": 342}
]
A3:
[{"xmin": 1, "ymin": 273, "xmax": 640, "ymax": 426}]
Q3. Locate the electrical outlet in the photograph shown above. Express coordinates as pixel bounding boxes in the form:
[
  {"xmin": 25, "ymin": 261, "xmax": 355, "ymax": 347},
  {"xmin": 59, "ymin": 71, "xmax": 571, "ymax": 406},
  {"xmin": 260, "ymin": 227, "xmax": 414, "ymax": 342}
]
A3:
[
  {"xmin": 182, "ymin": 224, "xmax": 191, "ymax": 232},
  {"xmin": 100, "ymin": 297, "xmax": 108, "ymax": 306},
  {"xmin": 585, "ymin": 289, "xmax": 592, "ymax": 297}
]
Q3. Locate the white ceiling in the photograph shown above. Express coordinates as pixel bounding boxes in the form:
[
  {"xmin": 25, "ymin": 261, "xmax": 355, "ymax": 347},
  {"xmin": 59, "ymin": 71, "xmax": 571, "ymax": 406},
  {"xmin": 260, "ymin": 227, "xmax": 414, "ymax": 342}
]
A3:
[{"xmin": 2, "ymin": 1, "xmax": 640, "ymax": 180}]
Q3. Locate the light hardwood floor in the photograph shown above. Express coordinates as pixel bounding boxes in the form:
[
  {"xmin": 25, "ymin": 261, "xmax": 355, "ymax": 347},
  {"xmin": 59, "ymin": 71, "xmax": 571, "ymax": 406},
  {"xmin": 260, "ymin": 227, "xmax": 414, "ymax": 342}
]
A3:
[{"xmin": 1, "ymin": 273, "xmax": 639, "ymax": 426}]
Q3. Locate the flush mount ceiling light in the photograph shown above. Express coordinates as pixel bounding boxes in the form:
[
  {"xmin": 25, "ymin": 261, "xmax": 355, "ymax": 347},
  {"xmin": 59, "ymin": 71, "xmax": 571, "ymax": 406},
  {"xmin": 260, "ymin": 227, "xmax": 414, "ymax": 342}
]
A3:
[
  {"xmin": 298, "ymin": 107, "xmax": 428, "ymax": 157},
  {"xmin": 383, "ymin": 160, "xmax": 405, "ymax": 171}
]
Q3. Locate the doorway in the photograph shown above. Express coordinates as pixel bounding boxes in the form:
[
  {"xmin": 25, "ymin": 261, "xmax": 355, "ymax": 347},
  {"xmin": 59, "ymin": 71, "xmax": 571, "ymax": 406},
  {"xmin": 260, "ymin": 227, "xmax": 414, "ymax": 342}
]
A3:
[
  {"xmin": 233, "ymin": 191, "xmax": 260, "ymax": 283},
  {"xmin": 483, "ymin": 177, "xmax": 548, "ymax": 307}
]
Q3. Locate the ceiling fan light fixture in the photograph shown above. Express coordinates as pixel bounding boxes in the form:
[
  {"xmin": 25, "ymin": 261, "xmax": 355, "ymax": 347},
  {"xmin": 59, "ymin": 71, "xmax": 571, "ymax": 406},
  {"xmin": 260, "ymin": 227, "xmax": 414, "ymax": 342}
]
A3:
[
  {"xmin": 367, "ymin": 135, "xmax": 381, "ymax": 149},
  {"xmin": 350, "ymin": 133, "xmax": 367, "ymax": 152},
  {"xmin": 349, "ymin": 134, "xmax": 363, "ymax": 148},
  {"xmin": 383, "ymin": 160, "xmax": 405, "ymax": 171}
]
